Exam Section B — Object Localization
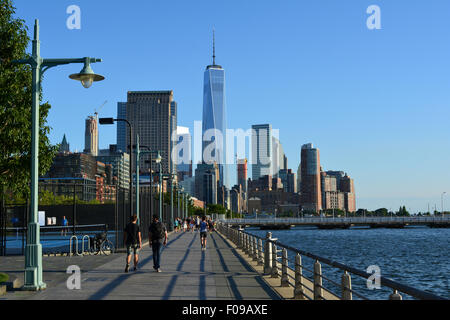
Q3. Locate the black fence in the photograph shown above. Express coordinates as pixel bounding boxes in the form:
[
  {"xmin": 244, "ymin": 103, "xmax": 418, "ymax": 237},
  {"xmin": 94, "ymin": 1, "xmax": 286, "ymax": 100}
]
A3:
[{"xmin": 0, "ymin": 183, "xmax": 183, "ymax": 256}]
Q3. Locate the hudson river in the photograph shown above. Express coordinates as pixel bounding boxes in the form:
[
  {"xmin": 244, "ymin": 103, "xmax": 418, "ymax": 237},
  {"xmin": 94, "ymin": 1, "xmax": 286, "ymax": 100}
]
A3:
[{"xmin": 246, "ymin": 226, "xmax": 449, "ymax": 300}]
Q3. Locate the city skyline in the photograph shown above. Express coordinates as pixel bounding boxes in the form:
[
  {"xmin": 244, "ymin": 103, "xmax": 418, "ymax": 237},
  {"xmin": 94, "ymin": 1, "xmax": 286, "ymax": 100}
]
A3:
[{"xmin": 12, "ymin": 0, "xmax": 450, "ymax": 213}]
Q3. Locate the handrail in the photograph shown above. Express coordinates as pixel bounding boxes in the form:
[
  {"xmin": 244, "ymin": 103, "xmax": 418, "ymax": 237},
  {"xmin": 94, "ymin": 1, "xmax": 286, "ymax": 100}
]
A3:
[
  {"xmin": 217, "ymin": 223, "xmax": 447, "ymax": 300},
  {"xmin": 6, "ymin": 224, "xmax": 108, "ymax": 231}
]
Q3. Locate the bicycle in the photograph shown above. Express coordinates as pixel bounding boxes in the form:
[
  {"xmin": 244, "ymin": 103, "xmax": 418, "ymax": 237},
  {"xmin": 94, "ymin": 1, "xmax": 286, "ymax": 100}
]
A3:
[{"xmin": 89, "ymin": 232, "xmax": 115, "ymax": 256}]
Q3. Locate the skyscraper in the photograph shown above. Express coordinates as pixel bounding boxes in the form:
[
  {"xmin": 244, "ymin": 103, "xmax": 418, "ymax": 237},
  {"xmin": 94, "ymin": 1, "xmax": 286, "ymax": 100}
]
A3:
[
  {"xmin": 116, "ymin": 102, "xmax": 127, "ymax": 153},
  {"xmin": 176, "ymin": 126, "xmax": 192, "ymax": 182},
  {"xmin": 84, "ymin": 115, "xmax": 99, "ymax": 156},
  {"xmin": 300, "ymin": 143, "xmax": 322, "ymax": 212},
  {"xmin": 237, "ymin": 158, "xmax": 248, "ymax": 193},
  {"xmin": 272, "ymin": 136, "xmax": 286, "ymax": 177},
  {"xmin": 202, "ymin": 31, "xmax": 228, "ymax": 188},
  {"xmin": 252, "ymin": 124, "xmax": 273, "ymax": 180},
  {"xmin": 126, "ymin": 91, "xmax": 176, "ymax": 175}
]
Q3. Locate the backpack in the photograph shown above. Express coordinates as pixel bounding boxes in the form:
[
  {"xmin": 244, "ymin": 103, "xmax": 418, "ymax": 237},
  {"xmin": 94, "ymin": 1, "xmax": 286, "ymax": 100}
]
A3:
[{"xmin": 149, "ymin": 222, "xmax": 165, "ymax": 241}]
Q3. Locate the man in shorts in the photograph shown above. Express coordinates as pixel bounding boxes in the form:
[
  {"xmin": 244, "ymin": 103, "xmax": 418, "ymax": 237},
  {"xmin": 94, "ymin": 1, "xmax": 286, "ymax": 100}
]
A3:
[
  {"xmin": 199, "ymin": 216, "xmax": 209, "ymax": 251},
  {"xmin": 123, "ymin": 215, "xmax": 142, "ymax": 273}
]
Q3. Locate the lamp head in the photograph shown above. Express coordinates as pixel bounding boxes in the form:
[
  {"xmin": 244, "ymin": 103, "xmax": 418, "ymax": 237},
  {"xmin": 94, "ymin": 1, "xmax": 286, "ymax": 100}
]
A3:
[
  {"xmin": 155, "ymin": 152, "xmax": 162, "ymax": 164},
  {"xmin": 69, "ymin": 58, "xmax": 105, "ymax": 88},
  {"xmin": 99, "ymin": 118, "xmax": 115, "ymax": 125}
]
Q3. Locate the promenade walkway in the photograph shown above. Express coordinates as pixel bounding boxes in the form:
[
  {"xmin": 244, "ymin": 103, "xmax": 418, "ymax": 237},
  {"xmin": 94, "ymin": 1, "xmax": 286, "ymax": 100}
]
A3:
[{"xmin": 2, "ymin": 231, "xmax": 281, "ymax": 300}]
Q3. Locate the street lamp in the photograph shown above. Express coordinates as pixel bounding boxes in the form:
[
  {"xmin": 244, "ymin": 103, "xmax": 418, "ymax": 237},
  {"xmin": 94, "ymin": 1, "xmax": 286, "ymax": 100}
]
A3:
[
  {"xmin": 69, "ymin": 57, "xmax": 105, "ymax": 88},
  {"xmin": 154, "ymin": 152, "xmax": 163, "ymax": 221},
  {"xmin": 136, "ymin": 146, "xmax": 160, "ymax": 224},
  {"xmin": 162, "ymin": 173, "xmax": 176, "ymax": 232},
  {"xmin": 99, "ymin": 117, "xmax": 133, "ymax": 220},
  {"xmin": 13, "ymin": 20, "xmax": 104, "ymax": 291}
]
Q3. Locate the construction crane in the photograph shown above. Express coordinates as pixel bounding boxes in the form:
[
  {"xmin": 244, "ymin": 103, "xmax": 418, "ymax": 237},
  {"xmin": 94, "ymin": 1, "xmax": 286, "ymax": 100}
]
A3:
[{"xmin": 94, "ymin": 100, "xmax": 108, "ymax": 118}]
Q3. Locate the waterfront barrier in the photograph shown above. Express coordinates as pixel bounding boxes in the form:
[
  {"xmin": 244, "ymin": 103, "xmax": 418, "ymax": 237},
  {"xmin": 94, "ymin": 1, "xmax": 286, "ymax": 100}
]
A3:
[
  {"xmin": 223, "ymin": 216, "xmax": 450, "ymax": 229},
  {"xmin": 216, "ymin": 222, "xmax": 447, "ymax": 300}
]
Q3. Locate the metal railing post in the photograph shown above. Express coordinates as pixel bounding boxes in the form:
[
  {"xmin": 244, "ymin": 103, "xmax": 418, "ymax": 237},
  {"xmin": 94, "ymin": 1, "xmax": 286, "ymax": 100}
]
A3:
[
  {"xmin": 252, "ymin": 237, "xmax": 258, "ymax": 261},
  {"xmin": 271, "ymin": 242, "xmax": 279, "ymax": 278},
  {"xmin": 294, "ymin": 254, "xmax": 305, "ymax": 300},
  {"xmin": 389, "ymin": 290, "xmax": 403, "ymax": 300},
  {"xmin": 281, "ymin": 248, "xmax": 289, "ymax": 287},
  {"xmin": 314, "ymin": 260, "xmax": 323, "ymax": 300},
  {"xmin": 257, "ymin": 239, "xmax": 264, "ymax": 266},
  {"xmin": 264, "ymin": 232, "xmax": 273, "ymax": 275},
  {"xmin": 342, "ymin": 271, "xmax": 353, "ymax": 300}
]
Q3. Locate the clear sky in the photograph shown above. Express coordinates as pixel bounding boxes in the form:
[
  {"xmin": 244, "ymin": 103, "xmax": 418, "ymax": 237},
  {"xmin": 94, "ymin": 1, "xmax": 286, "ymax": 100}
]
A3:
[{"xmin": 11, "ymin": 0, "xmax": 450, "ymax": 213}]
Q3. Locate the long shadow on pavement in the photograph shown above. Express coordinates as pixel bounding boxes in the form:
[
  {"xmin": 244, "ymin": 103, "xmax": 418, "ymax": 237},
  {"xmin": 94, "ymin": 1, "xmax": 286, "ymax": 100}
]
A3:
[{"xmin": 89, "ymin": 231, "xmax": 185, "ymax": 300}]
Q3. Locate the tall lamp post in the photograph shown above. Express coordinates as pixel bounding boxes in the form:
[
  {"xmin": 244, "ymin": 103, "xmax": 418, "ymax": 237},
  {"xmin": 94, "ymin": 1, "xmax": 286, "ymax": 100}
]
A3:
[
  {"xmin": 154, "ymin": 152, "xmax": 163, "ymax": 221},
  {"xmin": 137, "ymin": 147, "xmax": 160, "ymax": 223},
  {"xmin": 162, "ymin": 174, "xmax": 176, "ymax": 231},
  {"xmin": 13, "ymin": 20, "xmax": 104, "ymax": 291},
  {"xmin": 99, "ymin": 117, "xmax": 133, "ymax": 219}
]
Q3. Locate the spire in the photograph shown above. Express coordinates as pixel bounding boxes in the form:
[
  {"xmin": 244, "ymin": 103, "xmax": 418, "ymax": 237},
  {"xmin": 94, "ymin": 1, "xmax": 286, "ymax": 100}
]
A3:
[{"xmin": 213, "ymin": 28, "xmax": 216, "ymax": 66}]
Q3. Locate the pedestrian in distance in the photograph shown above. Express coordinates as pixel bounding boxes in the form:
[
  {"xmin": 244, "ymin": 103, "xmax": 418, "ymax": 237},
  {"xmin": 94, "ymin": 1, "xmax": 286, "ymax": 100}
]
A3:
[
  {"xmin": 61, "ymin": 216, "xmax": 68, "ymax": 237},
  {"xmin": 183, "ymin": 219, "xmax": 187, "ymax": 232},
  {"xmin": 200, "ymin": 216, "xmax": 209, "ymax": 251},
  {"xmin": 196, "ymin": 216, "xmax": 201, "ymax": 232},
  {"xmin": 208, "ymin": 218, "xmax": 214, "ymax": 234},
  {"xmin": 174, "ymin": 218, "xmax": 179, "ymax": 233},
  {"xmin": 123, "ymin": 215, "xmax": 142, "ymax": 273},
  {"xmin": 148, "ymin": 215, "xmax": 168, "ymax": 272}
]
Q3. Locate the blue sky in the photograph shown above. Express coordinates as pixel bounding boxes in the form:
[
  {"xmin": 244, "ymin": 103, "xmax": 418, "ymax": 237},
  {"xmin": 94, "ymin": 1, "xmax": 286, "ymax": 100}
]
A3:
[{"xmin": 12, "ymin": 0, "xmax": 450, "ymax": 212}]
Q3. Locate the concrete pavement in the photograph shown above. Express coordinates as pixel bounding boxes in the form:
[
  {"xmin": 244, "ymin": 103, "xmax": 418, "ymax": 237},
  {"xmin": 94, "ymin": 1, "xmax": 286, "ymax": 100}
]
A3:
[{"xmin": 1, "ymin": 230, "xmax": 281, "ymax": 300}]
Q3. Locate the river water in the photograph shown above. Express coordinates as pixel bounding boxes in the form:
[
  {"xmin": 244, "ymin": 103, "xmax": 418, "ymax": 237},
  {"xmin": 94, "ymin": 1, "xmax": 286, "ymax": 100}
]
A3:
[{"xmin": 246, "ymin": 226, "xmax": 449, "ymax": 300}]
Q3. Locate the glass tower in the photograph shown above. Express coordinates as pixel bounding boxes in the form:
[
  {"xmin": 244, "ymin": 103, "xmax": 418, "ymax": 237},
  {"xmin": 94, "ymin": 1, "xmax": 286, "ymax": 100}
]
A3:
[{"xmin": 202, "ymin": 33, "xmax": 228, "ymax": 188}]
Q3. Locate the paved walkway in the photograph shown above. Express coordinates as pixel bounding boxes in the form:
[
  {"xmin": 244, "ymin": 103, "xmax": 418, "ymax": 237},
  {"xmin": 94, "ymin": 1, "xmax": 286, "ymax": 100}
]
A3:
[{"xmin": 6, "ymin": 231, "xmax": 281, "ymax": 300}]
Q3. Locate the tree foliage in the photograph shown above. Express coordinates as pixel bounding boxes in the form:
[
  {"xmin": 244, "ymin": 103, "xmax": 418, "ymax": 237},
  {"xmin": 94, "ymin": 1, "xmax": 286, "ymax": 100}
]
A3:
[{"xmin": 0, "ymin": 0, "xmax": 57, "ymax": 197}]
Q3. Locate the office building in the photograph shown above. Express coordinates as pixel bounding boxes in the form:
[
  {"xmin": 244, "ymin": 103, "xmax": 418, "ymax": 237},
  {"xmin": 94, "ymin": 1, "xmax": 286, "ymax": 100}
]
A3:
[
  {"xmin": 126, "ymin": 91, "xmax": 176, "ymax": 176},
  {"xmin": 84, "ymin": 115, "xmax": 99, "ymax": 156},
  {"xmin": 252, "ymin": 124, "xmax": 273, "ymax": 180},
  {"xmin": 300, "ymin": 143, "xmax": 322, "ymax": 212},
  {"xmin": 237, "ymin": 159, "xmax": 248, "ymax": 192},
  {"xmin": 116, "ymin": 102, "xmax": 127, "ymax": 153},
  {"xmin": 176, "ymin": 126, "xmax": 192, "ymax": 182},
  {"xmin": 195, "ymin": 163, "xmax": 218, "ymax": 205},
  {"xmin": 97, "ymin": 144, "xmax": 131, "ymax": 190}
]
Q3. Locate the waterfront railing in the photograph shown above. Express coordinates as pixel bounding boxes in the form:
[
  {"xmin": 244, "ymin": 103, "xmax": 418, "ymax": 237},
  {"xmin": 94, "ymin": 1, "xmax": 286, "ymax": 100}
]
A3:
[{"xmin": 216, "ymin": 222, "xmax": 447, "ymax": 300}]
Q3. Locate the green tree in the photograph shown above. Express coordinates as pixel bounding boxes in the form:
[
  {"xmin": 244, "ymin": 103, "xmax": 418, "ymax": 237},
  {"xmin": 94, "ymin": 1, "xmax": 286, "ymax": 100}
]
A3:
[{"xmin": 0, "ymin": 0, "xmax": 57, "ymax": 198}]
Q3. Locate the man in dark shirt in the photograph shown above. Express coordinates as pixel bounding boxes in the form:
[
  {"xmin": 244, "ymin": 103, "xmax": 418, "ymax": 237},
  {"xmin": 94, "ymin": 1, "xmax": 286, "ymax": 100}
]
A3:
[
  {"xmin": 148, "ymin": 215, "xmax": 167, "ymax": 272},
  {"xmin": 123, "ymin": 215, "xmax": 142, "ymax": 273}
]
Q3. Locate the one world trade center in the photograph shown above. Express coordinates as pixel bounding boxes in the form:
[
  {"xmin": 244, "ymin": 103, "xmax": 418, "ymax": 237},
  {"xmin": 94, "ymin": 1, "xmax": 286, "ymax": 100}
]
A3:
[{"xmin": 202, "ymin": 31, "xmax": 229, "ymax": 188}]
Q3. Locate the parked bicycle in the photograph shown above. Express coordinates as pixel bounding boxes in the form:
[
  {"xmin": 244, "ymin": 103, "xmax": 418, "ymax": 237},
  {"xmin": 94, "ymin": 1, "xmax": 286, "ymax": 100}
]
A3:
[{"xmin": 89, "ymin": 232, "xmax": 114, "ymax": 256}]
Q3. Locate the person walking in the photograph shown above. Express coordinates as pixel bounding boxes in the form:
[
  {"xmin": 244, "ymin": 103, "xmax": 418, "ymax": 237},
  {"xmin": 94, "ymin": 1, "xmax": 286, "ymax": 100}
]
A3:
[
  {"xmin": 183, "ymin": 219, "xmax": 187, "ymax": 232},
  {"xmin": 196, "ymin": 216, "xmax": 201, "ymax": 232},
  {"xmin": 208, "ymin": 218, "xmax": 214, "ymax": 234},
  {"xmin": 123, "ymin": 215, "xmax": 142, "ymax": 273},
  {"xmin": 148, "ymin": 215, "xmax": 167, "ymax": 272},
  {"xmin": 174, "ymin": 218, "xmax": 179, "ymax": 233},
  {"xmin": 199, "ymin": 216, "xmax": 209, "ymax": 251}
]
